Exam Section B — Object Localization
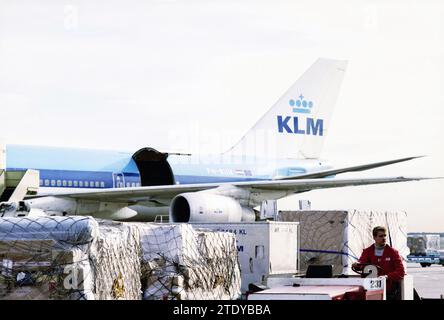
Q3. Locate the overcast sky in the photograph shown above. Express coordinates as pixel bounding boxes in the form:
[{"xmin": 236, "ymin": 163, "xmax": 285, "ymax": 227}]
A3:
[{"xmin": 1, "ymin": 0, "xmax": 443, "ymax": 231}]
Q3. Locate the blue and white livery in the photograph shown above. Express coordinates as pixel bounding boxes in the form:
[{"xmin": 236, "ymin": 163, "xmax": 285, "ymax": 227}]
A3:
[{"xmin": 1, "ymin": 58, "xmax": 430, "ymax": 222}]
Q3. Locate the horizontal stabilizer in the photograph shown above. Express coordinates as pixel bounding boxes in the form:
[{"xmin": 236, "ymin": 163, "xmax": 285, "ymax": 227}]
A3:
[{"xmin": 274, "ymin": 156, "xmax": 425, "ymax": 180}]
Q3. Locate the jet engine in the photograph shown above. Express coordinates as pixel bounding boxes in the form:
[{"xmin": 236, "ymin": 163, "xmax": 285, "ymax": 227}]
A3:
[{"xmin": 169, "ymin": 192, "xmax": 255, "ymax": 223}]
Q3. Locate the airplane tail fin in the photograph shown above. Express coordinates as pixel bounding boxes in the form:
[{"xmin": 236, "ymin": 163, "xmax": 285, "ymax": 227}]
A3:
[{"xmin": 224, "ymin": 58, "xmax": 348, "ymax": 159}]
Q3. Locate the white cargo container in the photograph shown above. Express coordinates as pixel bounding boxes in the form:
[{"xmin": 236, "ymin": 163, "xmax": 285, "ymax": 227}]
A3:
[{"xmin": 192, "ymin": 221, "xmax": 299, "ymax": 293}]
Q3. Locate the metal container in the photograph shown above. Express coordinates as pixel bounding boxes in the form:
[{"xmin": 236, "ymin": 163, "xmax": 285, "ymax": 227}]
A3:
[{"xmin": 192, "ymin": 221, "xmax": 299, "ymax": 293}]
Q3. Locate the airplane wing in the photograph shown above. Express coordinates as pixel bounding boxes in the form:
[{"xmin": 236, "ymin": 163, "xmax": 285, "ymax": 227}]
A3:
[
  {"xmin": 31, "ymin": 176, "xmax": 433, "ymax": 204},
  {"xmin": 274, "ymin": 156, "xmax": 424, "ymax": 180}
]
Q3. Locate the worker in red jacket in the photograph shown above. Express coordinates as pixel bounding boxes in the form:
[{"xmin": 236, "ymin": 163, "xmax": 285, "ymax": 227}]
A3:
[{"xmin": 352, "ymin": 226, "xmax": 405, "ymax": 300}]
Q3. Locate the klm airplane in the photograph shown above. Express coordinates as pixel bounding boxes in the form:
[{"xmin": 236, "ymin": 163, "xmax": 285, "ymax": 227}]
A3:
[{"xmin": 2, "ymin": 59, "xmax": 430, "ymax": 222}]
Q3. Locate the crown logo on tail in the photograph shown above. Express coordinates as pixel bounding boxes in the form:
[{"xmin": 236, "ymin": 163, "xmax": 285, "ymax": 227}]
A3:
[{"xmin": 289, "ymin": 94, "xmax": 313, "ymax": 114}]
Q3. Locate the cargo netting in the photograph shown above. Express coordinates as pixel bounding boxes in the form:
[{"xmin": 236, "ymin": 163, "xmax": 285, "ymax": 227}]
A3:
[
  {"xmin": 132, "ymin": 223, "xmax": 241, "ymax": 300},
  {"xmin": 0, "ymin": 216, "xmax": 241, "ymax": 300}
]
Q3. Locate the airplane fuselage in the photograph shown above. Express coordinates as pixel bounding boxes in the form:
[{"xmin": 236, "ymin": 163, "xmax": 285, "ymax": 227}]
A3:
[{"xmin": 5, "ymin": 144, "xmax": 331, "ymax": 196}]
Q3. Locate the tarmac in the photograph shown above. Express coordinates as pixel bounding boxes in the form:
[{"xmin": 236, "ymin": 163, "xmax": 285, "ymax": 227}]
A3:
[{"xmin": 407, "ymin": 263, "xmax": 444, "ymax": 299}]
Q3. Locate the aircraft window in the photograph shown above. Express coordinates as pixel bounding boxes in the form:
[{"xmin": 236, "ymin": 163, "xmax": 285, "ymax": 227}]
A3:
[
  {"xmin": 100, "ymin": 181, "xmax": 105, "ymax": 188},
  {"xmin": 84, "ymin": 181, "xmax": 88, "ymax": 187},
  {"xmin": 62, "ymin": 180, "xmax": 67, "ymax": 187},
  {"xmin": 95, "ymin": 181, "xmax": 100, "ymax": 187},
  {"xmin": 39, "ymin": 179, "xmax": 43, "ymax": 186},
  {"xmin": 45, "ymin": 179, "xmax": 50, "ymax": 186},
  {"xmin": 73, "ymin": 181, "xmax": 78, "ymax": 187},
  {"xmin": 90, "ymin": 181, "xmax": 94, "ymax": 187},
  {"xmin": 57, "ymin": 180, "xmax": 61, "ymax": 187},
  {"xmin": 126, "ymin": 182, "xmax": 130, "ymax": 187},
  {"xmin": 68, "ymin": 180, "xmax": 72, "ymax": 187},
  {"xmin": 79, "ymin": 181, "xmax": 83, "ymax": 187},
  {"xmin": 51, "ymin": 180, "xmax": 56, "ymax": 186},
  {"xmin": 131, "ymin": 182, "xmax": 136, "ymax": 187}
]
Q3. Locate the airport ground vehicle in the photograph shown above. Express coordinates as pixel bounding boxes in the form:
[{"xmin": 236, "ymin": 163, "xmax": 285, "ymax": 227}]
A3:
[
  {"xmin": 407, "ymin": 234, "xmax": 442, "ymax": 267},
  {"xmin": 247, "ymin": 264, "xmax": 414, "ymax": 300},
  {"xmin": 407, "ymin": 253, "xmax": 441, "ymax": 267}
]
